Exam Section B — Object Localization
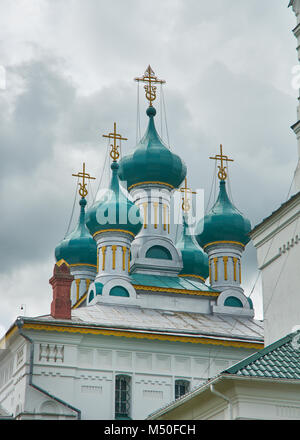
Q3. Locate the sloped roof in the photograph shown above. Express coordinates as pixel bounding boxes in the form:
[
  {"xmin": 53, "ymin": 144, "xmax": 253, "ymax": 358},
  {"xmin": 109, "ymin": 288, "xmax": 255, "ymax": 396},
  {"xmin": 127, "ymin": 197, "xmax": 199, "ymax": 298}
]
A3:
[
  {"xmin": 250, "ymin": 191, "xmax": 300, "ymax": 235},
  {"xmin": 223, "ymin": 330, "xmax": 300, "ymax": 379},
  {"xmin": 25, "ymin": 302, "xmax": 264, "ymax": 348}
]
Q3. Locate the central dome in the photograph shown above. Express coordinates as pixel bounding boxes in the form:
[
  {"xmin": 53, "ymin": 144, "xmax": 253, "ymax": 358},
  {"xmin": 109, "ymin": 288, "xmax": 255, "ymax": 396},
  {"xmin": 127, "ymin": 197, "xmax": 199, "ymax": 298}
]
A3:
[{"xmin": 118, "ymin": 106, "xmax": 187, "ymax": 189}]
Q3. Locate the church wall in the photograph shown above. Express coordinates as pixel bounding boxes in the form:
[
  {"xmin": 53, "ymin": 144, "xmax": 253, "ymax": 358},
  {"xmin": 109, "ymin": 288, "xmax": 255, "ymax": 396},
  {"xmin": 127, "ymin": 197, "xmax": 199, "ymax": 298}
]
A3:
[
  {"xmin": 251, "ymin": 198, "xmax": 300, "ymax": 345},
  {"xmin": 18, "ymin": 329, "xmax": 256, "ymax": 420}
]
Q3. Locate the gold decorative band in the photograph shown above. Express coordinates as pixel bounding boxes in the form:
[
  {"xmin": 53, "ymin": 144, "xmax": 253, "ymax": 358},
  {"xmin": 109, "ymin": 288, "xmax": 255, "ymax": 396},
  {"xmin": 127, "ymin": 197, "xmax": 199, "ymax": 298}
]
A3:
[
  {"xmin": 70, "ymin": 263, "xmax": 97, "ymax": 268},
  {"xmin": 21, "ymin": 323, "xmax": 263, "ymax": 349},
  {"xmin": 203, "ymin": 241, "xmax": 245, "ymax": 250},
  {"xmin": 128, "ymin": 181, "xmax": 175, "ymax": 191},
  {"xmin": 92, "ymin": 229, "xmax": 135, "ymax": 238},
  {"xmin": 178, "ymin": 274, "xmax": 206, "ymax": 282},
  {"xmin": 133, "ymin": 284, "xmax": 219, "ymax": 297}
]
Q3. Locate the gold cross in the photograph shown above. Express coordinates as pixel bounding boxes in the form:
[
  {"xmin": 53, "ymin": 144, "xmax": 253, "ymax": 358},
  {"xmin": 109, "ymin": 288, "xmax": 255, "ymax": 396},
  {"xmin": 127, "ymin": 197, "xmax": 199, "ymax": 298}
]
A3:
[
  {"xmin": 178, "ymin": 177, "xmax": 196, "ymax": 213},
  {"xmin": 72, "ymin": 163, "xmax": 96, "ymax": 198},
  {"xmin": 209, "ymin": 144, "xmax": 234, "ymax": 181},
  {"xmin": 134, "ymin": 65, "xmax": 166, "ymax": 107},
  {"xmin": 103, "ymin": 122, "xmax": 127, "ymax": 162}
]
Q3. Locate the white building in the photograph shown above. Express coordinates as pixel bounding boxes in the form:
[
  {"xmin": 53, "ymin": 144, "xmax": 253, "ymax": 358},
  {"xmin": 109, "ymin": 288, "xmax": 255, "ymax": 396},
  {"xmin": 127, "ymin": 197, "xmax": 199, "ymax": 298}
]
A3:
[
  {"xmin": 148, "ymin": 1, "xmax": 300, "ymax": 421},
  {"xmin": 0, "ymin": 68, "xmax": 263, "ymax": 420}
]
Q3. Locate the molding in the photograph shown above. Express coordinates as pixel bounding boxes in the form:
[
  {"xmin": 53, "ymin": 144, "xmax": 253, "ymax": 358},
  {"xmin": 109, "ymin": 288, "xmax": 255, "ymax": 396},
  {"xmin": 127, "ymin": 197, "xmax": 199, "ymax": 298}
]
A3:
[
  {"xmin": 128, "ymin": 181, "xmax": 175, "ymax": 191},
  {"xmin": 92, "ymin": 229, "xmax": 135, "ymax": 238},
  {"xmin": 21, "ymin": 323, "xmax": 263, "ymax": 349},
  {"xmin": 203, "ymin": 241, "xmax": 245, "ymax": 250},
  {"xmin": 70, "ymin": 263, "xmax": 97, "ymax": 268},
  {"xmin": 133, "ymin": 284, "xmax": 219, "ymax": 297}
]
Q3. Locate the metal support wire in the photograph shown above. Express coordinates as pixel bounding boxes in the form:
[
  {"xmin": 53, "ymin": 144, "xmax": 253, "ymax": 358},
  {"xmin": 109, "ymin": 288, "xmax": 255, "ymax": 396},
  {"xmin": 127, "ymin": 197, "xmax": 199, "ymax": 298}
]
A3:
[
  {"xmin": 205, "ymin": 161, "xmax": 217, "ymax": 214},
  {"xmin": 161, "ymin": 86, "xmax": 170, "ymax": 148},
  {"xmin": 92, "ymin": 138, "xmax": 110, "ymax": 204},
  {"xmin": 64, "ymin": 176, "xmax": 79, "ymax": 238},
  {"xmin": 136, "ymin": 81, "xmax": 141, "ymax": 144}
]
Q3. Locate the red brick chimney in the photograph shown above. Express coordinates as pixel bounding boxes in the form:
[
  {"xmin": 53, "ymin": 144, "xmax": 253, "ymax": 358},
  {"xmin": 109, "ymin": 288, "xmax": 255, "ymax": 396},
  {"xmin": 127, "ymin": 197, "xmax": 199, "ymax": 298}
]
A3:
[{"xmin": 49, "ymin": 260, "xmax": 73, "ymax": 320}]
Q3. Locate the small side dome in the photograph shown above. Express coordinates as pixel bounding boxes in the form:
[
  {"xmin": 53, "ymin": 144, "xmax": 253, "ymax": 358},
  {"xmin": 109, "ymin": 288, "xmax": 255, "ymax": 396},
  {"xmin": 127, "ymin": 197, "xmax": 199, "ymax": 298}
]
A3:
[
  {"xmin": 176, "ymin": 215, "xmax": 209, "ymax": 281},
  {"xmin": 86, "ymin": 162, "xmax": 143, "ymax": 237},
  {"xmin": 55, "ymin": 198, "xmax": 97, "ymax": 266},
  {"xmin": 118, "ymin": 106, "xmax": 187, "ymax": 189},
  {"xmin": 196, "ymin": 180, "xmax": 251, "ymax": 248}
]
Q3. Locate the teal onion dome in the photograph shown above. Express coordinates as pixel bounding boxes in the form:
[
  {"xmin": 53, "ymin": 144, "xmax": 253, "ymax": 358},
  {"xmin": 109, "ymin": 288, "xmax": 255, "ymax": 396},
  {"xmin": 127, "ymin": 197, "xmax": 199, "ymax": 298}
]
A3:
[
  {"xmin": 118, "ymin": 106, "xmax": 187, "ymax": 189},
  {"xmin": 86, "ymin": 162, "xmax": 143, "ymax": 237},
  {"xmin": 196, "ymin": 180, "xmax": 251, "ymax": 248},
  {"xmin": 55, "ymin": 198, "xmax": 97, "ymax": 266},
  {"xmin": 176, "ymin": 215, "xmax": 209, "ymax": 280}
]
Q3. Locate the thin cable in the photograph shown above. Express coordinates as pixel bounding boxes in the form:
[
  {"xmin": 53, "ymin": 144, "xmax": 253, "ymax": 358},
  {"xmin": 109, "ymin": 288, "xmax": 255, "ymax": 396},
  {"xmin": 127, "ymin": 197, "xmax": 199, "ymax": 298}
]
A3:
[
  {"xmin": 64, "ymin": 177, "xmax": 79, "ymax": 238},
  {"xmin": 161, "ymin": 86, "xmax": 170, "ymax": 148},
  {"xmin": 92, "ymin": 138, "xmax": 110, "ymax": 204},
  {"xmin": 136, "ymin": 81, "xmax": 141, "ymax": 143},
  {"xmin": 160, "ymin": 83, "xmax": 163, "ymax": 139},
  {"xmin": 205, "ymin": 161, "xmax": 217, "ymax": 214}
]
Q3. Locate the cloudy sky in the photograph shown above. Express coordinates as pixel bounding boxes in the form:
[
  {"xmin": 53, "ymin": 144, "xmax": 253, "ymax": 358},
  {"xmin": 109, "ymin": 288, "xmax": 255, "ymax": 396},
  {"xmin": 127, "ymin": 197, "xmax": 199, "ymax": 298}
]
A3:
[{"xmin": 0, "ymin": 0, "xmax": 298, "ymax": 338}]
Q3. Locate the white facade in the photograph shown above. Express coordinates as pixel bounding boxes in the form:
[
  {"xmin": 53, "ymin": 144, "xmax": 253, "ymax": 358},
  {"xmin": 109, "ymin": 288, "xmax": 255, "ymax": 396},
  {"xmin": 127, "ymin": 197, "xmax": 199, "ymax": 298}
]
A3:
[
  {"xmin": 0, "ymin": 325, "xmax": 258, "ymax": 420},
  {"xmin": 151, "ymin": 375, "xmax": 300, "ymax": 420},
  {"xmin": 290, "ymin": 0, "xmax": 300, "ymax": 193},
  {"xmin": 250, "ymin": 193, "xmax": 300, "ymax": 345}
]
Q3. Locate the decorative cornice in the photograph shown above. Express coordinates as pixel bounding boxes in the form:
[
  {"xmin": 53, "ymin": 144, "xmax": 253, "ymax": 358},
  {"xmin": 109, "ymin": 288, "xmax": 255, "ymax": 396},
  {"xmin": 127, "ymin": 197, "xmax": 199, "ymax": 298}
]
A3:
[
  {"xmin": 203, "ymin": 241, "xmax": 245, "ymax": 250},
  {"xmin": 133, "ymin": 284, "xmax": 219, "ymax": 296},
  {"xmin": 92, "ymin": 229, "xmax": 135, "ymax": 238},
  {"xmin": 70, "ymin": 264, "xmax": 97, "ymax": 268},
  {"xmin": 22, "ymin": 323, "xmax": 263, "ymax": 349},
  {"xmin": 178, "ymin": 274, "xmax": 206, "ymax": 282},
  {"xmin": 128, "ymin": 181, "xmax": 175, "ymax": 191}
]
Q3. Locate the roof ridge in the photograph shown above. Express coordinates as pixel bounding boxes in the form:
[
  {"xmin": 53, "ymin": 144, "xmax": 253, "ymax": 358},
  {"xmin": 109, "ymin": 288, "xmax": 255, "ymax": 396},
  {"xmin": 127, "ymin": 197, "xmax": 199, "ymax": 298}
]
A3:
[{"xmin": 223, "ymin": 331, "xmax": 298, "ymax": 374}]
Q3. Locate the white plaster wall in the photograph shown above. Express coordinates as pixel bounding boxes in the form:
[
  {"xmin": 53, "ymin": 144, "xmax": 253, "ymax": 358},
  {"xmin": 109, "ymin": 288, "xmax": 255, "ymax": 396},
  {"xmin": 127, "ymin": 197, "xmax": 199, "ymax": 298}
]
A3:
[
  {"xmin": 10, "ymin": 331, "xmax": 255, "ymax": 420},
  {"xmin": 251, "ymin": 198, "xmax": 300, "ymax": 345}
]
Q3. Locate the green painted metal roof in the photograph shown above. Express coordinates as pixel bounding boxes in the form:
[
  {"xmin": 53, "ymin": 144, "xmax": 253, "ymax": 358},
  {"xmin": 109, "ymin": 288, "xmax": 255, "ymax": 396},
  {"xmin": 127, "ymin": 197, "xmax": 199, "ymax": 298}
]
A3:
[
  {"xmin": 130, "ymin": 273, "xmax": 218, "ymax": 293},
  {"xmin": 196, "ymin": 180, "xmax": 251, "ymax": 248},
  {"xmin": 118, "ymin": 106, "xmax": 186, "ymax": 189},
  {"xmin": 223, "ymin": 330, "xmax": 300, "ymax": 379}
]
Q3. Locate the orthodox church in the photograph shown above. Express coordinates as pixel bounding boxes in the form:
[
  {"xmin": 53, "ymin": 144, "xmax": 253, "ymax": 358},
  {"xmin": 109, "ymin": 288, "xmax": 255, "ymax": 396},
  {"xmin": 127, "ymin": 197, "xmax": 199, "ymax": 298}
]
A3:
[
  {"xmin": 147, "ymin": 1, "xmax": 300, "ymax": 420},
  {"xmin": 0, "ymin": 67, "xmax": 264, "ymax": 420}
]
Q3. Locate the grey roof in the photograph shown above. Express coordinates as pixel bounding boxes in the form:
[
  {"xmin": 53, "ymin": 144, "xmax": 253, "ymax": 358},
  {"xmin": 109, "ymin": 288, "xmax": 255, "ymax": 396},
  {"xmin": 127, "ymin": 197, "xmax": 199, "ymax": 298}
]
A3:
[{"xmin": 31, "ymin": 303, "xmax": 264, "ymax": 344}]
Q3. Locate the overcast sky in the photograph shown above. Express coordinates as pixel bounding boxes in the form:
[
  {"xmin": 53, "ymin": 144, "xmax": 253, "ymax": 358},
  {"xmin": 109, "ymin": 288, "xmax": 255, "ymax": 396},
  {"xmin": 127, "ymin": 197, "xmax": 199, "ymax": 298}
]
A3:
[{"xmin": 0, "ymin": 0, "xmax": 298, "ymax": 338}]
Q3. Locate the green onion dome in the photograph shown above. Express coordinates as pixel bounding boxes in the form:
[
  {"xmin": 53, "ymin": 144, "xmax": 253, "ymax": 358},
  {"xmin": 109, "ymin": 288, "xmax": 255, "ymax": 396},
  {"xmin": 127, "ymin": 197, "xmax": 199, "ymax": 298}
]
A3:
[
  {"xmin": 176, "ymin": 215, "xmax": 209, "ymax": 281},
  {"xmin": 85, "ymin": 162, "xmax": 143, "ymax": 237},
  {"xmin": 196, "ymin": 180, "xmax": 251, "ymax": 248},
  {"xmin": 118, "ymin": 106, "xmax": 187, "ymax": 189},
  {"xmin": 55, "ymin": 198, "xmax": 97, "ymax": 266}
]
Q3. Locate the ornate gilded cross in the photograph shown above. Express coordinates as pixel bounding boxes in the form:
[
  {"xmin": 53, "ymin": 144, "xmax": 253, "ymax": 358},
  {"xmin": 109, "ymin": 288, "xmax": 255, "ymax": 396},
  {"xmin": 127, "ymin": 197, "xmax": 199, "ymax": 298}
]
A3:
[
  {"xmin": 178, "ymin": 177, "xmax": 196, "ymax": 213},
  {"xmin": 209, "ymin": 144, "xmax": 234, "ymax": 181},
  {"xmin": 134, "ymin": 65, "xmax": 166, "ymax": 107},
  {"xmin": 72, "ymin": 163, "xmax": 96, "ymax": 198},
  {"xmin": 103, "ymin": 122, "xmax": 127, "ymax": 162}
]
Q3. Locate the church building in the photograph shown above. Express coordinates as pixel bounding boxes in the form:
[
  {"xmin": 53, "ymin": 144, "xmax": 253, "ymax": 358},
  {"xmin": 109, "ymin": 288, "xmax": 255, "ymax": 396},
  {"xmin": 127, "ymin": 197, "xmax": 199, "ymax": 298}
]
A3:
[{"xmin": 0, "ymin": 67, "xmax": 263, "ymax": 420}]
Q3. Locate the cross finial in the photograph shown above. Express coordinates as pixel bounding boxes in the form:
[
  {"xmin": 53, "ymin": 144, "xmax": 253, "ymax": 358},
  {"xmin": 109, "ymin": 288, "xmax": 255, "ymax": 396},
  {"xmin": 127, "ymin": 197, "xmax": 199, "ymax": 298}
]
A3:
[
  {"xmin": 178, "ymin": 177, "xmax": 196, "ymax": 213},
  {"xmin": 72, "ymin": 163, "xmax": 96, "ymax": 198},
  {"xmin": 134, "ymin": 65, "xmax": 166, "ymax": 107},
  {"xmin": 209, "ymin": 144, "xmax": 234, "ymax": 181},
  {"xmin": 103, "ymin": 122, "xmax": 127, "ymax": 162}
]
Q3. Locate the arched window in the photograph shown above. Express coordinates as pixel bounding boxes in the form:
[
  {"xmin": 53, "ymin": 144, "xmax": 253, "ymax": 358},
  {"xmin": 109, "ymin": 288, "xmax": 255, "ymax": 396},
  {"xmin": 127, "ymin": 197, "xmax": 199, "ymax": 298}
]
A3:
[
  {"xmin": 115, "ymin": 375, "xmax": 131, "ymax": 420},
  {"xmin": 175, "ymin": 379, "xmax": 190, "ymax": 400},
  {"xmin": 110, "ymin": 286, "xmax": 130, "ymax": 297},
  {"xmin": 145, "ymin": 245, "xmax": 172, "ymax": 260},
  {"xmin": 224, "ymin": 296, "xmax": 243, "ymax": 308}
]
